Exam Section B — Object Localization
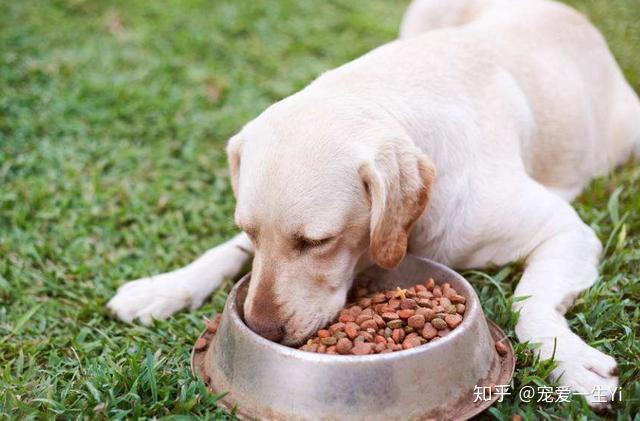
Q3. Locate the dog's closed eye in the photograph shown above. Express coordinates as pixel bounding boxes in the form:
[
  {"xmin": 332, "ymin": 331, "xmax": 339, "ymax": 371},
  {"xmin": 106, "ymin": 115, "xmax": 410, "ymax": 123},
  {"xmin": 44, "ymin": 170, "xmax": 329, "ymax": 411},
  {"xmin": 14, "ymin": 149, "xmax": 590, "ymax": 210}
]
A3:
[{"xmin": 294, "ymin": 235, "xmax": 334, "ymax": 252}]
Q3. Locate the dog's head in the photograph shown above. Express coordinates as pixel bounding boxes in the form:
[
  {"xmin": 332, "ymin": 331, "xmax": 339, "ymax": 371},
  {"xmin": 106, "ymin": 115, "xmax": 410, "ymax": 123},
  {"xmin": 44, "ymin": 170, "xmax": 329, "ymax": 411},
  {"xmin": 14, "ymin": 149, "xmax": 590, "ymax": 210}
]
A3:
[{"xmin": 227, "ymin": 100, "xmax": 435, "ymax": 345}]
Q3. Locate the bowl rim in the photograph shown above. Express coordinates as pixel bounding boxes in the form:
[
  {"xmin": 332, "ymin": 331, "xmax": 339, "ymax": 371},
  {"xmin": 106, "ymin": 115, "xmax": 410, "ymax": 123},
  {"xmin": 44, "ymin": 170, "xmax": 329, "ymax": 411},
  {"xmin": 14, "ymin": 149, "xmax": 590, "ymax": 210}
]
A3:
[{"xmin": 222, "ymin": 256, "xmax": 483, "ymax": 362}]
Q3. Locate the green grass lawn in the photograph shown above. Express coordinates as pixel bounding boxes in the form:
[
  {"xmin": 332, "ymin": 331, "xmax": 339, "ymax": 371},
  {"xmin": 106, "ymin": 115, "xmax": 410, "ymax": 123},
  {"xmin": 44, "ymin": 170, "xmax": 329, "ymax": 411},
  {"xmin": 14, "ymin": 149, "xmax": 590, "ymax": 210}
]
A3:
[{"xmin": 1, "ymin": 0, "xmax": 638, "ymax": 419}]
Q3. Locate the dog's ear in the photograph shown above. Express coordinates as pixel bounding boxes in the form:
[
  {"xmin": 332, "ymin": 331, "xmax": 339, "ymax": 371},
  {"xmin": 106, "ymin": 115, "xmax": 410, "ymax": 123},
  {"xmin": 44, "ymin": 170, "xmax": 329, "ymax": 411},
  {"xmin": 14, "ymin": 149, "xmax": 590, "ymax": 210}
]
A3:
[
  {"xmin": 226, "ymin": 132, "xmax": 244, "ymax": 197},
  {"xmin": 359, "ymin": 141, "xmax": 436, "ymax": 269}
]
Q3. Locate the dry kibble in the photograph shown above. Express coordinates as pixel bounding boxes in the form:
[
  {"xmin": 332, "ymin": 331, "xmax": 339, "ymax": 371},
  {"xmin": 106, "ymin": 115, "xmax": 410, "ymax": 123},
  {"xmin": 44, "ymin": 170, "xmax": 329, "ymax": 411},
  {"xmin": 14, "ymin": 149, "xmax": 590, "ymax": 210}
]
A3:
[
  {"xmin": 317, "ymin": 329, "xmax": 331, "ymax": 338},
  {"xmin": 402, "ymin": 336, "xmax": 421, "ymax": 349},
  {"xmin": 321, "ymin": 336, "xmax": 337, "ymax": 346},
  {"xmin": 356, "ymin": 314, "xmax": 373, "ymax": 325},
  {"xmin": 408, "ymin": 314, "xmax": 426, "ymax": 329},
  {"xmin": 360, "ymin": 319, "xmax": 378, "ymax": 330},
  {"xmin": 352, "ymin": 342, "xmax": 373, "ymax": 355},
  {"xmin": 345, "ymin": 323, "xmax": 360, "ymax": 340},
  {"xmin": 450, "ymin": 294, "xmax": 466, "ymax": 304},
  {"xmin": 336, "ymin": 338, "xmax": 353, "ymax": 354},
  {"xmin": 431, "ymin": 318, "xmax": 447, "ymax": 330},
  {"xmin": 495, "ymin": 340, "xmax": 509, "ymax": 356},
  {"xmin": 382, "ymin": 312, "xmax": 399, "ymax": 321},
  {"xmin": 425, "ymin": 278, "xmax": 435, "ymax": 290},
  {"xmin": 422, "ymin": 324, "xmax": 438, "ymax": 339},
  {"xmin": 339, "ymin": 314, "xmax": 355, "ymax": 323},
  {"xmin": 400, "ymin": 298, "xmax": 417, "ymax": 310},
  {"xmin": 387, "ymin": 319, "xmax": 404, "ymax": 329},
  {"xmin": 329, "ymin": 322, "xmax": 345, "ymax": 333},
  {"xmin": 444, "ymin": 314, "xmax": 463, "ymax": 329},
  {"xmin": 392, "ymin": 328, "xmax": 405, "ymax": 343},
  {"xmin": 349, "ymin": 305, "xmax": 363, "ymax": 317},
  {"xmin": 297, "ymin": 280, "xmax": 466, "ymax": 354},
  {"xmin": 398, "ymin": 309, "xmax": 415, "ymax": 319},
  {"xmin": 194, "ymin": 337, "xmax": 208, "ymax": 351}
]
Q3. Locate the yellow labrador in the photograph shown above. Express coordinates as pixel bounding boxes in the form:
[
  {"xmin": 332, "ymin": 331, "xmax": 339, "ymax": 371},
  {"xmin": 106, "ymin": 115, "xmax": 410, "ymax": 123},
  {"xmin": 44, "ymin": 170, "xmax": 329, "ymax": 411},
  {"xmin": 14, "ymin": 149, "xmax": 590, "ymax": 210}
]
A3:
[{"xmin": 108, "ymin": 0, "xmax": 640, "ymax": 407}]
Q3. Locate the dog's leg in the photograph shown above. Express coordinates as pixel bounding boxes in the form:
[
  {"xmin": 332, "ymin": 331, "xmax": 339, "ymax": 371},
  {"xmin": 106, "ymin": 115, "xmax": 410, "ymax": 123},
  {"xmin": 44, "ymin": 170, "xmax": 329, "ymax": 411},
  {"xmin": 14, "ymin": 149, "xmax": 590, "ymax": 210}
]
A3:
[
  {"xmin": 503, "ymin": 183, "xmax": 618, "ymax": 407},
  {"xmin": 107, "ymin": 233, "xmax": 253, "ymax": 324}
]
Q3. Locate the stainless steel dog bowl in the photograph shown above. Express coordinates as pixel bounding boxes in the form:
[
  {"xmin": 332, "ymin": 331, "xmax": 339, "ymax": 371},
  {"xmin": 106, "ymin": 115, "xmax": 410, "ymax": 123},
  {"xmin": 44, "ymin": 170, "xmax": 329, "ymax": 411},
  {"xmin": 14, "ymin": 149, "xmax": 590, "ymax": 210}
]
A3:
[{"xmin": 192, "ymin": 255, "xmax": 514, "ymax": 420}]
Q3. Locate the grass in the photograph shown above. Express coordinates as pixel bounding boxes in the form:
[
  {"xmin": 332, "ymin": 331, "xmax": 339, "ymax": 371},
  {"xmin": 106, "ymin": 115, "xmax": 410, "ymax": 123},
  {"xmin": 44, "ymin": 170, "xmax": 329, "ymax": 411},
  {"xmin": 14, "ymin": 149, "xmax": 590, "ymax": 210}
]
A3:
[{"xmin": 0, "ymin": 0, "xmax": 638, "ymax": 419}]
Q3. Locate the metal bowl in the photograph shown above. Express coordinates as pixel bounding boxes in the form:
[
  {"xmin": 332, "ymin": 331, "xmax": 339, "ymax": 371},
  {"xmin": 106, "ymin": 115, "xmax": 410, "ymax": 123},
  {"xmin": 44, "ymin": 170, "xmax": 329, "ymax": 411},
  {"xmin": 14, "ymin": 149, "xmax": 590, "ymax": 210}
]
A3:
[{"xmin": 192, "ymin": 255, "xmax": 514, "ymax": 420}]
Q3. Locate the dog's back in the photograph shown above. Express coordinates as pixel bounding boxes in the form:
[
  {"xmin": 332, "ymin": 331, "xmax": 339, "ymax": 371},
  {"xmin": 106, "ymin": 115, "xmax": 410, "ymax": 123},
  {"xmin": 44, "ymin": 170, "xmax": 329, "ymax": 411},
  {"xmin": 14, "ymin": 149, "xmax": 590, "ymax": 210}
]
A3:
[{"xmin": 401, "ymin": 0, "xmax": 640, "ymax": 196}]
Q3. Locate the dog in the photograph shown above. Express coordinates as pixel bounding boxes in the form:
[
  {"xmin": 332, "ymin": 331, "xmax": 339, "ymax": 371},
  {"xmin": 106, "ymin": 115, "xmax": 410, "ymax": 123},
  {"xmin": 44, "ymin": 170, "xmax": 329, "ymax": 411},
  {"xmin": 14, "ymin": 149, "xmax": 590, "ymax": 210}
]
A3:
[{"xmin": 108, "ymin": 0, "xmax": 640, "ymax": 407}]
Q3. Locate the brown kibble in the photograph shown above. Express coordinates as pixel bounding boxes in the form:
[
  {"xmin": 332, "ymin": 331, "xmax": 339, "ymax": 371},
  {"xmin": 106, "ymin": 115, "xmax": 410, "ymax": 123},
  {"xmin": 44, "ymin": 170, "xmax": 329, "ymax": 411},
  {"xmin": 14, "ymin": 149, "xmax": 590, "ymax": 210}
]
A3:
[
  {"xmin": 417, "ymin": 290, "xmax": 433, "ymax": 299},
  {"xmin": 431, "ymin": 318, "xmax": 447, "ymax": 330},
  {"xmin": 495, "ymin": 341, "xmax": 509, "ymax": 356},
  {"xmin": 205, "ymin": 314, "xmax": 221, "ymax": 334},
  {"xmin": 392, "ymin": 328, "xmax": 405, "ymax": 343},
  {"xmin": 336, "ymin": 338, "xmax": 353, "ymax": 354},
  {"xmin": 360, "ymin": 319, "xmax": 378, "ymax": 330},
  {"xmin": 356, "ymin": 314, "xmax": 373, "ymax": 325},
  {"xmin": 408, "ymin": 314, "xmax": 426, "ymax": 329},
  {"xmin": 419, "ymin": 308, "xmax": 437, "ymax": 321},
  {"xmin": 361, "ymin": 308, "xmax": 374, "ymax": 317},
  {"xmin": 373, "ymin": 314, "xmax": 386, "ymax": 328},
  {"xmin": 345, "ymin": 323, "xmax": 360, "ymax": 340},
  {"xmin": 379, "ymin": 305, "xmax": 395, "ymax": 314},
  {"xmin": 402, "ymin": 336, "xmax": 421, "ymax": 349},
  {"xmin": 400, "ymin": 298, "xmax": 417, "ymax": 310},
  {"xmin": 381, "ymin": 312, "xmax": 399, "ymax": 321},
  {"xmin": 398, "ymin": 309, "xmax": 415, "ymax": 319},
  {"xmin": 388, "ymin": 298, "xmax": 401, "ymax": 309},
  {"xmin": 329, "ymin": 322, "xmax": 345, "ymax": 334},
  {"xmin": 387, "ymin": 319, "xmax": 404, "ymax": 329},
  {"xmin": 416, "ymin": 298, "xmax": 432, "ymax": 307},
  {"xmin": 355, "ymin": 287, "xmax": 368, "ymax": 297},
  {"xmin": 445, "ymin": 314, "xmax": 463, "ymax": 329},
  {"xmin": 321, "ymin": 336, "xmax": 337, "ymax": 346},
  {"xmin": 352, "ymin": 342, "xmax": 373, "ymax": 355},
  {"xmin": 297, "ymin": 280, "xmax": 466, "ymax": 355},
  {"xmin": 317, "ymin": 329, "xmax": 331, "ymax": 338},
  {"xmin": 339, "ymin": 314, "xmax": 355, "ymax": 323},
  {"xmin": 422, "ymin": 324, "xmax": 438, "ymax": 339},
  {"xmin": 194, "ymin": 337, "xmax": 208, "ymax": 351},
  {"xmin": 450, "ymin": 294, "xmax": 466, "ymax": 304}
]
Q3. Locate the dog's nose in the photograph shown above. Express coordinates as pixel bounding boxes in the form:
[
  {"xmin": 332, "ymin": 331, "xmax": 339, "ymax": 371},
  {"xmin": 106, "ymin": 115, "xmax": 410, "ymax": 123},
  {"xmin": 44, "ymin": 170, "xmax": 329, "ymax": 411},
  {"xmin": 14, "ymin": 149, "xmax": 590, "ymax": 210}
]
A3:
[{"xmin": 245, "ymin": 315, "xmax": 286, "ymax": 342}]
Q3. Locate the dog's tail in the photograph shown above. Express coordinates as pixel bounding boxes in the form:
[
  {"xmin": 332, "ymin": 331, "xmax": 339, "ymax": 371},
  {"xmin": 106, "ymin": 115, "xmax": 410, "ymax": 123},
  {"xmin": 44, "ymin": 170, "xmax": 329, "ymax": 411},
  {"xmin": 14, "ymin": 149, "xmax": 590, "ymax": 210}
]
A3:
[{"xmin": 399, "ymin": 0, "xmax": 492, "ymax": 39}]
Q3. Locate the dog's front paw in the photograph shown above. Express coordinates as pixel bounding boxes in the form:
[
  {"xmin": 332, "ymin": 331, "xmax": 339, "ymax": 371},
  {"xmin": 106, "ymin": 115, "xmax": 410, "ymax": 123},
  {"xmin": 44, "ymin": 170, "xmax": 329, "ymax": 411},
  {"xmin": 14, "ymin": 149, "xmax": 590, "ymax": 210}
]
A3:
[
  {"xmin": 107, "ymin": 272, "xmax": 200, "ymax": 325},
  {"xmin": 549, "ymin": 338, "xmax": 619, "ymax": 409}
]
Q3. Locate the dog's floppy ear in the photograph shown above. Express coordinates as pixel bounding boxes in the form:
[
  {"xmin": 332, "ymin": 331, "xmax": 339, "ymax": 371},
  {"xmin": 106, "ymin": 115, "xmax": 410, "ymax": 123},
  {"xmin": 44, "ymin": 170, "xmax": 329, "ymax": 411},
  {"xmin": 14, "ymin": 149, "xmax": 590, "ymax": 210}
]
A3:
[
  {"xmin": 226, "ymin": 132, "xmax": 244, "ymax": 197},
  {"xmin": 359, "ymin": 140, "xmax": 436, "ymax": 269}
]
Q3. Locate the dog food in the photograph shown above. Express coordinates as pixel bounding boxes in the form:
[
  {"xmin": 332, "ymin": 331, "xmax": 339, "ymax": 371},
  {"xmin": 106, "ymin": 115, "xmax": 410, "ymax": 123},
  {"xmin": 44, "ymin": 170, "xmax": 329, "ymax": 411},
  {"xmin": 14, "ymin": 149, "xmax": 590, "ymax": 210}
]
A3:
[{"xmin": 299, "ymin": 279, "xmax": 466, "ymax": 355}]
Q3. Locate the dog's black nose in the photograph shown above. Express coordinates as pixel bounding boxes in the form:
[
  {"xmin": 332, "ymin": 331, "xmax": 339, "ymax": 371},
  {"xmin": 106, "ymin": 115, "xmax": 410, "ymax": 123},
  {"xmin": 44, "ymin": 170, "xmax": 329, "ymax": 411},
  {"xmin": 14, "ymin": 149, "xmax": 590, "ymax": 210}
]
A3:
[{"xmin": 246, "ymin": 317, "xmax": 286, "ymax": 342}]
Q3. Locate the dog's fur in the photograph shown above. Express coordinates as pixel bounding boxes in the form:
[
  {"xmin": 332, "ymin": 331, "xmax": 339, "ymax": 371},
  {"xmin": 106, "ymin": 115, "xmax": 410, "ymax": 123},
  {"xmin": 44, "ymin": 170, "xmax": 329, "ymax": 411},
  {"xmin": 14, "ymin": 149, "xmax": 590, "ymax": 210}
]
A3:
[{"xmin": 108, "ymin": 0, "xmax": 640, "ymax": 407}]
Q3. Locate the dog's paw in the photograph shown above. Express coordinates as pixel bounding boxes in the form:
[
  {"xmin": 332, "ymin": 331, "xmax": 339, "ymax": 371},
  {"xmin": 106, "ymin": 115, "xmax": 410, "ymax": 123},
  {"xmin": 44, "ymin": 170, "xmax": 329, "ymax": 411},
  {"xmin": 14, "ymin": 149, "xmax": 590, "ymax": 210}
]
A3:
[
  {"xmin": 107, "ymin": 272, "xmax": 201, "ymax": 325},
  {"xmin": 551, "ymin": 339, "xmax": 619, "ymax": 409}
]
